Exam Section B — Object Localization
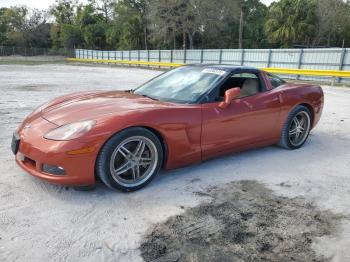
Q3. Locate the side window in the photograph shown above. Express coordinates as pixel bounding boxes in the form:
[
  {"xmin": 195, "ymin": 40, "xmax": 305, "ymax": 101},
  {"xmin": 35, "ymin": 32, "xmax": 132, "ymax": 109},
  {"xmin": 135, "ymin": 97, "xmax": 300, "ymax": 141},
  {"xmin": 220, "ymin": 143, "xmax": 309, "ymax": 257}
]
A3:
[
  {"xmin": 268, "ymin": 73, "xmax": 285, "ymax": 88},
  {"xmin": 215, "ymin": 72, "xmax": 264, "ymax": 101}
]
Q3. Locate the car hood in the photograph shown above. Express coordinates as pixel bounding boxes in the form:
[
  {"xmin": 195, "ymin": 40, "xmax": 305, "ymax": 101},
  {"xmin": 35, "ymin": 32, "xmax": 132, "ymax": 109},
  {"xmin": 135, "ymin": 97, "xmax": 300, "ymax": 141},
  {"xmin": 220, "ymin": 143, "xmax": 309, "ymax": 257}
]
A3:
[{"xmin": 41, "ymin": 90, "xmax": 170, "ymax": 126}]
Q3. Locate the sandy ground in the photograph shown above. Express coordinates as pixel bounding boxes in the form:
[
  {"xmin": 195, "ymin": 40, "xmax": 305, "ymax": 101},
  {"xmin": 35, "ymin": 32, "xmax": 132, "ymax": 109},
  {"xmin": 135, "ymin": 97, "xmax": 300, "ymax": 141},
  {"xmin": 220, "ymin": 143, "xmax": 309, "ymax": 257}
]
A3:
[{"xmin": 0, "ymin": 64, "xmax": 350, "ymax": 262}]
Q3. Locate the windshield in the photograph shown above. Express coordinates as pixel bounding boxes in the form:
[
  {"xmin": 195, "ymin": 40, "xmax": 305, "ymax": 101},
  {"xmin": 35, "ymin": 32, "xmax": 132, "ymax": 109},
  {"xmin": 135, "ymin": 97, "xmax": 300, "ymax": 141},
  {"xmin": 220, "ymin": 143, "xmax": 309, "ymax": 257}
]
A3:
[{"xmin": 134, "ymin": 66, "xmax": 228, "ymax": 103}]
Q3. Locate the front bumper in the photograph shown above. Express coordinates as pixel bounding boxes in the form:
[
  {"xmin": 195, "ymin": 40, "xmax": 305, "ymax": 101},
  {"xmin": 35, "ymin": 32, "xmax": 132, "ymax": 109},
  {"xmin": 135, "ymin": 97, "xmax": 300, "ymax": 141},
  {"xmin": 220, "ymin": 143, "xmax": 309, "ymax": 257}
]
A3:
[{"xmin": 14, "ymin": 117, "xmax": 98, "ymax": 186}]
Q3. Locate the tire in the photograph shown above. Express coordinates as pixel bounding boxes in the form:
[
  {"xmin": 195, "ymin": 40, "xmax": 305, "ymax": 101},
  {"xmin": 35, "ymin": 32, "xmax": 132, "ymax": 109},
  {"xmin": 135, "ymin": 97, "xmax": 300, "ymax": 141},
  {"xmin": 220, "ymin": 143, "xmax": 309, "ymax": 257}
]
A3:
[
  {"xmin": 278, "ymin": 105, "xmax": 312, "ymax": 150},
  {"xmin": 96, "ymin": 127, "xmax": 163, "ymax": 192}
]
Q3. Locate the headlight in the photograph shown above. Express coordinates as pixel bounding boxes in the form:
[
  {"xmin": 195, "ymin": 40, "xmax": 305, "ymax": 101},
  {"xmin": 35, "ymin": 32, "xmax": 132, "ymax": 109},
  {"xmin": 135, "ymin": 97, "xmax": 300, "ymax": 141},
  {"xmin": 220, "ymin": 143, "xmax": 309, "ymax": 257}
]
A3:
[{"xmin": 44, "ymin": 120, "xmax": 96, "ymax": 141}]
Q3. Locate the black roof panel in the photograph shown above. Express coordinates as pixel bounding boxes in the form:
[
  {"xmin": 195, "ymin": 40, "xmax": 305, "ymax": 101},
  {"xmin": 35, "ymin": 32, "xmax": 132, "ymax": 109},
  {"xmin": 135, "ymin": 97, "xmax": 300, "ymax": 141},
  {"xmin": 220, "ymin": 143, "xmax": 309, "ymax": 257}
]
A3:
[{"xmin": 185, "ymin": 64, "xmax": 261, "ymax": 73}]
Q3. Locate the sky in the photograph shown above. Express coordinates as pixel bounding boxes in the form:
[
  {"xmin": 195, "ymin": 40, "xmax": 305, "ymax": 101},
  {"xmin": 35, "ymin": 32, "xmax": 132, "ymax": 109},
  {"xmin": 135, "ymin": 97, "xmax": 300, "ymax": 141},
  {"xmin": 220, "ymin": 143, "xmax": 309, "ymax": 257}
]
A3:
[{"xmin": 0, "ymin": 0, "xmax": 276, "ymax": 10}]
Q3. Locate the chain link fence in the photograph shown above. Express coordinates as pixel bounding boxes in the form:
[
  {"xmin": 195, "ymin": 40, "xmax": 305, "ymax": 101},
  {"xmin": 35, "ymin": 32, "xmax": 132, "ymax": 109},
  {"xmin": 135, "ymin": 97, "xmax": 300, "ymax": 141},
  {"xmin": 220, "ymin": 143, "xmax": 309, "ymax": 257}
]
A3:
[{"xmin": 0, "ymin": 46, "xmax": 74, "ymax": 57}]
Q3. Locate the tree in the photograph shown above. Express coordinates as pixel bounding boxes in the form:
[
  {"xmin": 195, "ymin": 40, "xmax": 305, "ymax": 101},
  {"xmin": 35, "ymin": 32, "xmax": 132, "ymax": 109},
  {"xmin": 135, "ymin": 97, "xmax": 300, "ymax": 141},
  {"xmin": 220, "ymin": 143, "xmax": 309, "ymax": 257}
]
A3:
[
  {"xmin": 2, "ymin": 0, "xmax": 348, "ymax": 50},
  {"xmin": 61, "ymin": 23, "xmax": 82, "ymax": 48},
  {"xmin": 147, "ymin": 0, "xmax": 240, "ymax": 49},
  {"xmin": 0, "ymin": 6, "xmax": 27, "ymax": 42},
  {"xmin": 112, "ymin": 0, "xmax": 146, "ymax": 49},
  {"xmin": 197, "ymin": 0, "xmax": 240, "ymax": 49},
  {"xmin": 0, "ymin": 8, "xmax": 9, "ymax": 44},
  {"xmin": 76, "ymin": 4, "xmax": 107, "ymax": 48},
  {"xmin": 149, "ymin": 0, "xmax": 225, "ymax": 49},
  {"xmin": 147, "ymin": 0, "xmax": 187, "ymax": 49},
  {"xmin": 50, "ymin": 24, "xmax": 61, "ymax": 48},
  {"xmin": 265, "ymin": 0, "xmax": 317, "ymax": 47},
  {"xmin": 118, "ymin": 0, "xmax": 149, "ymax": 49},
  {"xmin": 50, "ymin": 0, "xmax": 79, "ymax": 25},
  {"xmin": 88, "ymin": 0, "xmax": 115, "ymax": 22},
  {"xmin": 314, "ymin": 0, "xmax": 350, "ymax": 47},
  {"xmin": 243, "ymin": 0, "xmax": 268, "ymax": 48},
  {"xmin": 0, "ymin": 7, "xmax": 51, "ymax": 47},
  {"xmin": 50, "ymin": 0, "xmax": 81, "ymax": 49},
  {"xmin": 105, "ymin": 25, "xmax": 120, "ymax": 48},
  {"xmin": 23, "ymin": 9, "xmax": 51, "ymax": 48}
]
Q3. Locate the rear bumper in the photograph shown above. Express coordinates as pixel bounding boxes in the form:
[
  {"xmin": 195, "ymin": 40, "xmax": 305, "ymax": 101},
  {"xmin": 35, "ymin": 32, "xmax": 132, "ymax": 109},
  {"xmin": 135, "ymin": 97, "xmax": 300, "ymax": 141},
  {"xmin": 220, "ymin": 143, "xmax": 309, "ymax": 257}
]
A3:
[{"xmin": 14, "ymin": 117, "xmax": 98, "ymax": 186}]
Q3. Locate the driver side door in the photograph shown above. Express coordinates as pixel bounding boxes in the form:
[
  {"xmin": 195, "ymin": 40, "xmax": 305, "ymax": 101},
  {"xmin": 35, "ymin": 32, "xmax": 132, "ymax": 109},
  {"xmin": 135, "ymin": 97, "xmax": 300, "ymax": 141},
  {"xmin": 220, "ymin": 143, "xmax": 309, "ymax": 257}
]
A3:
[{"xmin": 201, "ymin": 71, "xmax": 281, "ymax": 160}]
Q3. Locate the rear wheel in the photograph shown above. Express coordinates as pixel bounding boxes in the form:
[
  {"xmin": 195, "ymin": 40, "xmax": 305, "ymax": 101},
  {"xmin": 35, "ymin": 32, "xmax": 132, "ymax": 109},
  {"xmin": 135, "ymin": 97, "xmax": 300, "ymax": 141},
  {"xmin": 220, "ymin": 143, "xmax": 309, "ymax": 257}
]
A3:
[
  {"xmin": 278, "ymin": 105, "xmax": 312, "ymax": 150},
  {"xmin": 96, "ymin": 128, "xmax": 163, "ymax": 192}
]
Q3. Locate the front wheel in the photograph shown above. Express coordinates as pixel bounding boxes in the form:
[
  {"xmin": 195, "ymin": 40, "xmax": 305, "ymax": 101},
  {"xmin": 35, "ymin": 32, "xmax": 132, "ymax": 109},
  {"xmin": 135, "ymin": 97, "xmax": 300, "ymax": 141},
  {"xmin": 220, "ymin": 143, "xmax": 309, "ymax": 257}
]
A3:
[
  {"xmin": 278, "ymin": 105, "xmax": 312, "ymax": 150},
  {"xmin": 96, "ymin": 128, "xmax": 163, "ymax": 192}
]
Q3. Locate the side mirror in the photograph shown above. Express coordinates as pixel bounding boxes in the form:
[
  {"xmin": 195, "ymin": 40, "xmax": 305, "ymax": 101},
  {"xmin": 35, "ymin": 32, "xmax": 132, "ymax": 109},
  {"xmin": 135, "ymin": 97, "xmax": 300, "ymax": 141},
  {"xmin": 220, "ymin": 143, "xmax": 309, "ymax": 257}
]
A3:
[{"xmin": 219, "ymin": 88, "xmax": 241, "ymax": 109}]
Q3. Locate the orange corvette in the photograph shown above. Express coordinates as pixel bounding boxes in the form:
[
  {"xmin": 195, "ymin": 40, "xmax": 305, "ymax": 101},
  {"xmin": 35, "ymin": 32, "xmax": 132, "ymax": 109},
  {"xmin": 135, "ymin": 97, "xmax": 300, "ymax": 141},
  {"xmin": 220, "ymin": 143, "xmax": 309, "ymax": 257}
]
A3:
[{"xmin": 12, "ymin": 65, "xmax": 324, "ymax": 191}]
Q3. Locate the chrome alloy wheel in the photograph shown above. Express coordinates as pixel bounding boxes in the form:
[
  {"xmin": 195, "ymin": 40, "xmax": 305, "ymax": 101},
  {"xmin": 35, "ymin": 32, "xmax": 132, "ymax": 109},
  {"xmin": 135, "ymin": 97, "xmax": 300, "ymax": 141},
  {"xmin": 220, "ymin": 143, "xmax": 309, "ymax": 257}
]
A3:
[
  {"xmin": 109, "ymin": 136, "xmax": 158, "ymax": 187},
  {"xmin": 288, "ymin": 111, "xmax": 311, "ymax": 147}
]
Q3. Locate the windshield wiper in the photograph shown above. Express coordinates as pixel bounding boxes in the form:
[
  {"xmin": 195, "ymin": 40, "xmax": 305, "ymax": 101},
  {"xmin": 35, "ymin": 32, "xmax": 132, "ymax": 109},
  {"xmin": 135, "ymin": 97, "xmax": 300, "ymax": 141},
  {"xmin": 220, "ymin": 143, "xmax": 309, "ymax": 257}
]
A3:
[{"xmin": 139, "ymin": 94, "xmax": 159, "ymax": 101}]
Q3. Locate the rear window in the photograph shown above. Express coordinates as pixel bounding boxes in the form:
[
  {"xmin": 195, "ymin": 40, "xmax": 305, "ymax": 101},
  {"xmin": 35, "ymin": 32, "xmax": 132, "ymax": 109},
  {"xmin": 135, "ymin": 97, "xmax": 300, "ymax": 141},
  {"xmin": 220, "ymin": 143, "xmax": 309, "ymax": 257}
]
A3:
[
  {"xmin": 232, "ymin": 73, "xmax": 258, "ymax": 79},
  {"xmin": 268, "ymin": 73, "xmax": 285, "ymax": 88}
]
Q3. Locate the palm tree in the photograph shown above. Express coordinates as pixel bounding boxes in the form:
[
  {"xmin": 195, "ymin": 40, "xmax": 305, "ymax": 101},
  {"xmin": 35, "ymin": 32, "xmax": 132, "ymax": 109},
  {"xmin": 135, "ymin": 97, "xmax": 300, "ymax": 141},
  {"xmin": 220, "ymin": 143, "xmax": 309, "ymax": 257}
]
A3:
[{"xmin": 265, "ymin": 0, "xmax": 317, "ymax": 47}]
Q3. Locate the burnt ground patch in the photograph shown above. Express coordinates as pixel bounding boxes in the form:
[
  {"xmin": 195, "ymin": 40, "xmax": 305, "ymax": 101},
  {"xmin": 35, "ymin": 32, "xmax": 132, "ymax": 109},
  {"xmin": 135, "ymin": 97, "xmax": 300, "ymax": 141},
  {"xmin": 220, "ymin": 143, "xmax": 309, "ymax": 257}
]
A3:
[{"xmin": 140, "ymin": 181, "xmax": 344, "ymax": 262}]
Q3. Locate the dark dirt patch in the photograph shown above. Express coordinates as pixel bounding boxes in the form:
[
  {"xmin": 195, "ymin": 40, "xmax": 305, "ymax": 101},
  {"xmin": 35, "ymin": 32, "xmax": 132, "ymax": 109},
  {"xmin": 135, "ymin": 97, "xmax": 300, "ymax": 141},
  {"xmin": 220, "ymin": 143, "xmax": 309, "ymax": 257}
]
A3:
[
  {"xmin": 140, "ymin": 180, "xmax": 343, "ymax": 262},
  {"xmin": 15, "ymin": 84, "xmax": 54, "ymax": 91}
]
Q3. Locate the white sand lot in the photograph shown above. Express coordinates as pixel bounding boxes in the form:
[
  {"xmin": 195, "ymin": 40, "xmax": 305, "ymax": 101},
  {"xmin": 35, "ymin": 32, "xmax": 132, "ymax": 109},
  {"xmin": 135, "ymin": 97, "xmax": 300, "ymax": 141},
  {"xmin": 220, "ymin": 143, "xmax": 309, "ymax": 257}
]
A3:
[{"xmin": 0, "ymin": 64, "xmax": 349, "ymax": 262}]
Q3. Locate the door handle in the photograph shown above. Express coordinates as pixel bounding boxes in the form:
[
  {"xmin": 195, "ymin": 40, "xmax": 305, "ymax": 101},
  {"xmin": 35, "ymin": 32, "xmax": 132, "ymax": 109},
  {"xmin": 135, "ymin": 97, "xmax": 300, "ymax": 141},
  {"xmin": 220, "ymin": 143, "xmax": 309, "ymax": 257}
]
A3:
[
  {"xmin": 278, "ymin": 93, "xmax": 284, "ymax": 103},
  {"xmin": 270, "ymin": 94, "xmax": 283, "ymax": 103}
]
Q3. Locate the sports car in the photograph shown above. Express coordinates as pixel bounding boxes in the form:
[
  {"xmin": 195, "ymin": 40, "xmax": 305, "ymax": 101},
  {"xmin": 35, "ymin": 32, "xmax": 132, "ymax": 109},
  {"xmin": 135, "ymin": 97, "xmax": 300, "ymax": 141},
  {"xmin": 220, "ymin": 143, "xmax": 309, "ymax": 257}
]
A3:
[{"xmin": 12, "ymin": 65, "xmax": 324, "ymax": 191}]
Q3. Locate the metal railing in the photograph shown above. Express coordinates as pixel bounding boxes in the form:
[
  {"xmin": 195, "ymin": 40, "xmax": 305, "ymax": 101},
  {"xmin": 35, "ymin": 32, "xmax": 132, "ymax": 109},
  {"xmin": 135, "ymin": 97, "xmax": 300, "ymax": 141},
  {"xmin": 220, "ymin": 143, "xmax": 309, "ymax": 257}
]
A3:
[{"xmin": 72, "ymin": 48, "xmax": 350, "ymax": 83}]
